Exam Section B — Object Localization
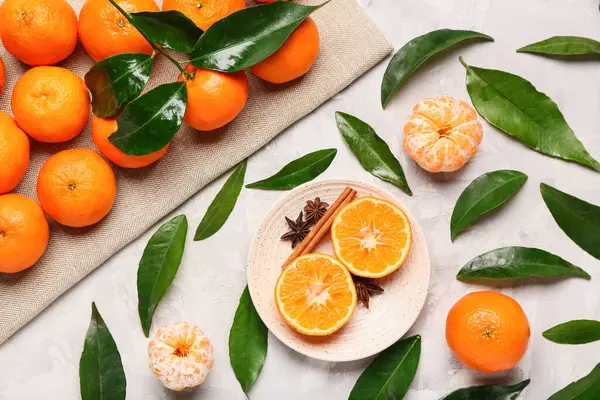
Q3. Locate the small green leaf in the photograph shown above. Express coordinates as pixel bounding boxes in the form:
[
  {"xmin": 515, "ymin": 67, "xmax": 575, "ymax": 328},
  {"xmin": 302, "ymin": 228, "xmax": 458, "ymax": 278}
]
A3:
[
  {"xmin": 543, "ymin": 320, "xmax": 600, "ymax": 345},
  {"xmin": 138, "ymin": 215, "xmax": 188, "ymax": 337},
  {"xmin": 349, "ymin": 335, "xmax": 421, "ymax": 400},
  {"xmin": 548, "ymin": 363, "xmax": 600, "ymax": 400},
  {"xmin": 335, "ymin": 111, "xmax": 412, "ymax": 196},
  {"xmin": 440, "ymin": 380, "xmax": 530, "ymax": 400},
  {"xmin": 451, "ymin": 170, "xmax": 527, "ymax": 240},
  {"xmin": 541, "ymin": 183, "xmax": 600, "ymax": 260},
  {"xmin": 246, "ymin": 149, "xmax": 337, "ymax": 190},
  {"xmin": 229, "ymin": 286, "xmax": 268, "ymax": 394},
  {"xmin": 517, "ymin": 36, "xmax": 600, "ymax": 57},
  {"xmin": 109, "ymin": 81, "xmax": 187, "ymax": 156},
  {"xmin": 461, "ymin": 57, "xmax": 600, "ymax": 171},
  {"xmin": 457, "ymin": 246, "xmax": 590, "ymax": 281},
  {"xmin": 79, "ymin": 302, "xmax": 127, "ymax": 400},
  {"xmin": 195, "ymin": 161, "xmax": 246, "ymax": 241},
  {"xmin": 190, "ymin": 1, "xmax": 321, "ymax": 72},
  {"xmin": 130, "ymin": 11, "xmax": 203, "ymax": 53},
  {"xmin": 381, "ymin": 29, "xmax": 493, "ymax": 108},
  {"xmin": 85, "ymin": 52, "xmax": 153, "ymax": 118}
]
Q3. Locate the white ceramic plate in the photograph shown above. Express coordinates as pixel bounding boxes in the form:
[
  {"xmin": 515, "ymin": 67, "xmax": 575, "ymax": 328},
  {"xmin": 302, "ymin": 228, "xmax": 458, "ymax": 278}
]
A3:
[{"xmin": 247, "ymin": 179, "xmax": 431, "ymax": 362}]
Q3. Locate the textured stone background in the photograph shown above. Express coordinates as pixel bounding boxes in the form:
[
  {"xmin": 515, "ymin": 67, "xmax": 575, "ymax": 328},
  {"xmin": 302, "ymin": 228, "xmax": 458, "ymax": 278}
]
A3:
[{"xmin": 1, "ymin": 0, "xmax": 600, "ymax": 398}]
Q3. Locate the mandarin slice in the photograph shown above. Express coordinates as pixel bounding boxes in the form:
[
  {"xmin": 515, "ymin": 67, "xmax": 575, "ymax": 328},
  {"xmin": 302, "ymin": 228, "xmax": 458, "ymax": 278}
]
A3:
[
  {"xmin": 275, "ymin": 253, "xmax": 357, "ymax": 336},
  {"xmin": 331, "ymin": 196, "xmax": 412, "ymax": 278}
]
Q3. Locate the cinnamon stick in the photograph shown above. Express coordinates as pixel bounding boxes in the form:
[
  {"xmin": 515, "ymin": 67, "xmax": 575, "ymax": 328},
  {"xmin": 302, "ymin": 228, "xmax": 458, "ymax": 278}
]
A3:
[{"xmin": 282, "ymin": 187, "xmax": 357, "ymax": 268}]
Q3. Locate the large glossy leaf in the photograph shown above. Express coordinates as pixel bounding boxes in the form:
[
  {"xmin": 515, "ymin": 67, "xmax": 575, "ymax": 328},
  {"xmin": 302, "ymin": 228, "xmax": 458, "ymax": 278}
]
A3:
[
  {"xmin": 518, "ymin": 36, "xmax": 600, "ymax": 57},
  {"xmin": 79, "ymin": 302, "xmax": 126, "ymax": 400},
  {"xmin": 190, "ymin": 1, "xmax": 321, "ymax": 72},
  {"xmin": 457, "ymin": 246, "xmax": 590, "ymax": 281},
  {"xmin": 109, "ymin": 81, "xmax": 187, "ymax": 156},
  {"xmin": 335, "ymin": 112, "xmax": 412, "ymax": 196},
  {"xmin": 349, "ymin": 335, "xmax": 421, "ymax": 400},
  {"xmin": 85, "ymin": 53, "xmax": 153, "ymax": 118},
  {"xmin": 549, "ymin": 363, "xmax": 600, "ymax": 400},
  {"xmin": 229, "ymin": 286, "xmax": 268, "ymax": 394},
  {"xmin": 451, "ymin": 170, "xmax": 527, "ymax": 240},
  {"xmin": 461, "ymin": 58, "xmax": 600, "ymax": 170},
  {"xmin": 543, "ymin": 320, "xmax": 600, "ymax": 345},
  {"xmin": 130, "ymin": 11, "xmax": 203, "ymax": 53},
  {"xmin": 381, "ymin": 29, "xmax": 493, "ymax": 108},
  {"xmin": 441, "ymin": 380, "xmax": 530, "ymax": 400},
  {"xmin": 541, "ymin": 183, "xmax": 600, "ymax": 260},
  {"xmin": 138, "ymin": 215, "xmax": 188, "ymax": 337},
  {"xmin": 246, "ymin": 149, "xmax": 337, "ymax": 190},
  {"xmin": 195, "ymin": 161, "xmax": 246, "ymax": 241}
]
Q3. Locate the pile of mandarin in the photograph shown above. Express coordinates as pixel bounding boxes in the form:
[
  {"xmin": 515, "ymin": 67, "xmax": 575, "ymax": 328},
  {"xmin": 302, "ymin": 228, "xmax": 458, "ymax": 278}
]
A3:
[{"xmin": 0, "ymin": 0, "xmax": 320, "ymax": 274}]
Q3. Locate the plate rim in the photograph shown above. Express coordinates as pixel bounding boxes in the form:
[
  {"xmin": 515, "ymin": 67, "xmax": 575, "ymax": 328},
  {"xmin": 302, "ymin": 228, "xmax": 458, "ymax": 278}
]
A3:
[{"xmin": 246, "ymin": 178, "xmax": 431, "ymax": 362}]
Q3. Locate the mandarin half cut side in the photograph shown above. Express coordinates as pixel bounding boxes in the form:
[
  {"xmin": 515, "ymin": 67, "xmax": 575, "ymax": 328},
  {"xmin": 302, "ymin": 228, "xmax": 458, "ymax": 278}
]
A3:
[
  {"xmin": 331, "ymin": 196, "xmax": 412, "ymax": 279},
  {"xmin": 403, "ymin": 96, "xmax": 483, "ymax": 173},
  {"xmin": 275, "ymin": 253, "xmax": 357, "ymax": 336}
]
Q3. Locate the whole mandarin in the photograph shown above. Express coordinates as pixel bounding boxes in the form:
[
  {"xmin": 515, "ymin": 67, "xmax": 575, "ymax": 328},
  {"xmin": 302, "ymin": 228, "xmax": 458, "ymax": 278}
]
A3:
[
  {"xmin": 37, "ymin": 149, "xmax": 117, "ymax": 227},
  {"xmin": 251, "ymin": 17, "xmax": 320, "ymax": 84},
  {"xmin": 177, "ymin": 65, "xmax": 248, "ymax": 131},
  {"xmin": 0, "ymin": 194, "xmax": 49, "ymax": 273},
  {"xmin": 0, "ymin": 111, "xmax": 30, "ymax": 194},
  {"xmin": 0, "ymin": 0, "xmax": 78, "ymax": 66},
  {"xmin": 11, "ymin": 66, "xmax": 90, "ymax": 143},
  {"xmin": 446, "ymin": 291, "xmax": 530, "ymax": 373},
  {"xmin": 92, "ymin": 114, "xmax": 169, "ymax": 168},
  {"xmin": 79, "ymin": 0, "xmax": 159, "ymax": 62},
  {"xmin": 162, "ymin": 0, "xmax": 245, "ymax": 31}
]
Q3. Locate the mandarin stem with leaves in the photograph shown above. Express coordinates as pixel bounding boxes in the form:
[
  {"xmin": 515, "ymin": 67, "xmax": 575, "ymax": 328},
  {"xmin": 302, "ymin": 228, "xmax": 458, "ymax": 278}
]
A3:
[{"xmin": 107, "ymin": 0, "xmax": 190, "ymax": 77}]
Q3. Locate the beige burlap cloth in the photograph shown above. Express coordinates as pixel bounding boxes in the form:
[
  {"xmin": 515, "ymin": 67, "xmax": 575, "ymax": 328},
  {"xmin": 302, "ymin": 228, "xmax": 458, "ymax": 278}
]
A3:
[{"xmin": 0, "ymin": 0, "xmax": 391, "ymax": 344}]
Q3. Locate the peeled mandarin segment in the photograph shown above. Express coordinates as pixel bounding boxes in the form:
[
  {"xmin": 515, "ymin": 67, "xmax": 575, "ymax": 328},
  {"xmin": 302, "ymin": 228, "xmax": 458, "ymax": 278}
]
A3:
[
  {"xmin": 331, "ymin": 197, "xmax": 412, "ymax": 278},
  {"xmin": 403, "ymin": 96, "xmax": 483, "ymax": 173},
  {"xmin": 275, "ymin": 254, "xmax": 357, "ymax": 336},
  {"xmin": 148, "ymin": 322, "xmax": 214, "ymax": 391}
]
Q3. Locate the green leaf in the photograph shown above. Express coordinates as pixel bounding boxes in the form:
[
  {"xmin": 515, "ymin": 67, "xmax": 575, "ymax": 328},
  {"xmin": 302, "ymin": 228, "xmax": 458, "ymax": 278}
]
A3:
[
  {"xmin": 457, "ymin": 246, "xmax": 590, "ymax": 281},
  {"xmin": 130, "ymin": 11, "xmax": 203, "ymax": 53},
  {"xmin": 109, "ymin": 81, "xmax": 187, "ymax": 156},
  {"xmin": 461, "ymin": 57, "xmax": 600, "ymax": 171},
  {"xmin": 137, "ymin": 215, "xmax": 188, "ymax": 337},
  {"xmin": 440, "ymin": 380, "xmax": 530, "ymax": 400},
  {"xmin": 517, "ymin": 36, "xmax": 600, "ymax": 57},
  {"xmin": 194, "ymin": 161, "xmax": 246, "ymax": 241},
  {"xmin": 246, "ymin": 149, "xmax": 337, "ymax": 190},
  {"xmin": 541, "ymin": 183, "xmax": 600, "ymax": 260},
  {"xmin": 85, "ymin": 52, "xmax": 153, "ymax": 118},
  {"xmin": 190, "ymin": 1, "xmax": 321, "ymax": 72},
  {"xmin": 229, "ymin": 286, "xmax": 268, "ymax": 394},
  {"xmin": 543, "ymin": 320, "xmax": 600, "ymax": 345},
  {"xmin": 381, "ymin": 29, "xmax": 493, "ymax": 108},
  {"xmin": 335, "ymin": 111, "xmax": 412, "ymax": 196},
  {"xmin": 450, "ymin": 170, "xmax": 527, "ymax": 240},
  {"xmin": 349, "ymin": 335, "xmax": 421, "ymax": 400},
  {"xmin": 548, "ymin": 363, "xmax": 600, "ymax": 400},
  {"xmin": 79, "ymin": 302, "xmax": 127, "ymax": 400}
]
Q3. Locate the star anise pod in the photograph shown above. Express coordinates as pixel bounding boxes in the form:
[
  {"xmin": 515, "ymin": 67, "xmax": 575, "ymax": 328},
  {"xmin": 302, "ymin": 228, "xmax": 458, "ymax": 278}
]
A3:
[
  {"xmin": 304, "ymin": 197, "xmax": 329, "ymax": 225},
  {"xmin": 353, "ymin": 277, "xmax": 384, "ymax": 309},
  {"xmin": 281, "ymin": 212, "xmax": 311, "ymax": 248}
]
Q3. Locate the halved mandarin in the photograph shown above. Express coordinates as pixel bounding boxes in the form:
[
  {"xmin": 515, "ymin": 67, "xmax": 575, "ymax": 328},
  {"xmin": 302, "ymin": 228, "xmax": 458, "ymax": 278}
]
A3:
[
  {"xmin": 403, "ymin": 96, "xmax": 483, "ymax": 173},
  {"xmin": 331, "ymin": 196, "xmax": 412, "ymax": 278},
  {"xmin": 275, "ymin": 253, "xmax": 357, "ymax": 336}
]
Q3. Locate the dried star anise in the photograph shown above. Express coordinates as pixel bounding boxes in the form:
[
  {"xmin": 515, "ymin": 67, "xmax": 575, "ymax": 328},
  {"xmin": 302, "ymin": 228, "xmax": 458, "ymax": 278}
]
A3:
[
  {"xmin": 353, "ymin": 277, "xmax": 384, "ymax": 309},
  {"xmin": 281, "ymin": 212, "xmax": 311, "ymax": 248},
  {"xmin": 304, "ymin": 197, "xmax": 329, "ymax": 225}
]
